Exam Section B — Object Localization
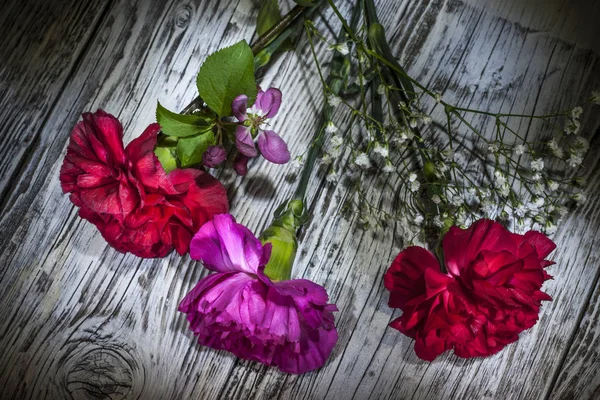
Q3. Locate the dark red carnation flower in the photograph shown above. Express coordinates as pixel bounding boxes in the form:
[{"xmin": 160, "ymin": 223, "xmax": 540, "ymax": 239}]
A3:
[
  {"xmin": 60, "ymin": 110, "xmax": 229, "ymax": 258},
  {"xmin": 384, "ymin": 219, "xmax": 555, "ymax": 361}
]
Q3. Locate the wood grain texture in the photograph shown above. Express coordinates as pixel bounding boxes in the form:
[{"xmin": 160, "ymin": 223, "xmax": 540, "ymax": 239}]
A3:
[{"xmin": 0, "ymin": 0, "xmax": 599, "ymax": 399}]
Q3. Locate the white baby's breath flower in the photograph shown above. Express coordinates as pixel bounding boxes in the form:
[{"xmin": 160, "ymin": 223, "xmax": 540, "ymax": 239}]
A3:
[
  {"xmin": 530, "ymin": 158, "xmax": 545, "ymax": 172},
  {"xmin": 544, "ymin": 223, "xmax": 557, "ymax": 235},
  {"xmin": 377, "ymin": 84, "xmax": 386, "ymax": 95},
  {"xmin": 451, "ymin": 195, "xmax": 464, "ymax": 207},
  {"xmin": 494, "ymin": 170, "xmax": 507, "ymax": 186},
  {"xmin": 382, "ymin": 160, "xmax": 395, "ymax": 173},
  {"xmin": 567, "ymin": 154, "xmax": 583, "ymax": 168},
  {"xmin": 547, "ymin": 139, "xmax": 563, "ymax": 157},
  {"xmin": 515, "ymin": 203, "xmax": 527, "ymax": 218},
  {"xmin": 354, "ymin": 153, "xmax": 371, "ymax": 169},
  {"xmin": 498, "ymin": 184, "xmax": 510, "ymax": 198},
  {"xmin": 433, "ymin": 215, "xmax": 444, "ymax": 228},
  {"xmin": 410, "ymin": 180, "xmax": 421, "ymax": 192},
  {"xmin": 591, "ymin": 90, "xmax": 600, "ymax": 105},
  {"xmin": 534, "ymin": 197, "xmax": 545, "ymax": 208},
  {"xmin": 320, "ymin": 153, "xmax": 333, "ymax": 165},
  {"xmin": 488, "ymin": 142, "xmax": 500, "ymax": 154},
  {"xmin": 327, "ymin": 94, "xmax": 342, "ymax": 107},
  {"xmin": 413, "ymin": 213, "xmax": 424, "ymax": 225},
  {"xmin": 432, "ymin": 194, "xmax": 441, "ymax": 204},
  {"xmin": 571, "ymin": 106, "xmax": 583, "ymax": 119},
  {"xmin": 434, "ymin": 93, "xmax": 442, "ymax": 104},
  {"xmin": 409, "ymin": 118, "xmax": 418, "ymax": 128},
  {"xmin": 514, "ymin": 144, "xmax": 526, "ymax": 156},
  {"xmin": 325, "ymin": 121, "xmax": 338, "ymax": 134},
  {"xmin": 329, "ymin": 135, "xmax": 343, "ymax": 147},
  {"xmin": 482, "ymin": 202, "xmax": 496, "ymax": 216},
  {"xmin": 408, "ymin": 173, "xmax": 418, "ymax": 182},
  {"xmin": 552, "ymin": 147, "xmax": 564, "ymax": 158},
  {"xmin": 564, "ymin": 119, "xmax": 580, "ymax": 135},
  {"xmin": 330, "ymin": 42, "xmax": 349, "ymax": 55},
  {"xmin": 421, "ymin": 115, "xmax": 433, "ymax": 125},
  {"xmin": 547, "ymin": 180, "xmax": 559, "ymax": 192},
  {"xmin": 373, "ymin": 143, "xmax": 389, "ymax": 158},
  {"xmin": 532, "ymin": 172, "xmax": 542, "ymax": 181},
  {"xmin": 329, "ymin": 146, "xmax": 341, "ymax": 157},
  {"xmin": 573, "ymin": 192, "xmax": 587, "ymax": 204},
  {"xmin": 572, "ymin": 137, "xmax": 590, "ymax": 154},
  {"xmin": 290, "ymin": 157, "xmax": 304, "ymax": 171},
  {"xmin": 326, "ymin": 169, "xmax": 338, "ymax": 183}
]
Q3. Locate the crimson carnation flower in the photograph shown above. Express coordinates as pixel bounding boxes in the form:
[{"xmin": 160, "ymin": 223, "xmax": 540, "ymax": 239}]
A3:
[
  {"xmin": 384, "ymin": 219, "xmax": 556, "ymax": 361},
  {"xmin": 179, "ymin": 214, "xmax": 338, "ymax": 374},
  {"xmin": 60, "ymin": 110, "xmax": 229, "ymax": 258}
]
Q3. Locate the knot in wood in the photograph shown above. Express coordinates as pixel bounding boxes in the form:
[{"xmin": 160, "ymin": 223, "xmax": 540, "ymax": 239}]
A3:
[
  {"xmin": 175, "ymin": 5, "xmax": 192, "ymax": 28},
  {"xmin": 60, "ymin": 340, "xmax": 144, "ymax": 400}
]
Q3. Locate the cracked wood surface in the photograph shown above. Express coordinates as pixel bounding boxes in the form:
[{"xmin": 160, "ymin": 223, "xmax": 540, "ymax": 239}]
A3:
[{"xmin": 1, "ymin": 0, "xmax": 599, "ymax": 399}]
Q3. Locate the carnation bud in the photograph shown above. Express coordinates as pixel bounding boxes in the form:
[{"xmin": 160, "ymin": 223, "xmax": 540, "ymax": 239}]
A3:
[{"xmin": 259, "ymin": 199, "xmax": 309, "ymax": 281}]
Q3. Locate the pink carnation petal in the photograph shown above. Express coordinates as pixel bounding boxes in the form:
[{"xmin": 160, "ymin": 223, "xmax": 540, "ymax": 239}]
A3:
[{"xmin": 190, "ymin": 214, "xmax": 265, "ymax": 274}]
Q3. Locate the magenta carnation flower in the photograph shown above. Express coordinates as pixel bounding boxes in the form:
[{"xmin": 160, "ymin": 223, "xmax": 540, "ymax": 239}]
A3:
[{"xmin": 178, "ymin": 214, "xmax": 338, "ymax": 374}]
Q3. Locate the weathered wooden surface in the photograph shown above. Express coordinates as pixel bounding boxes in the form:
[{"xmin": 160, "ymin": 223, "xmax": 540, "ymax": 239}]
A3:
[{"xmin": 1, "ymin": 0, "xmax": 599, "ymax": 399}]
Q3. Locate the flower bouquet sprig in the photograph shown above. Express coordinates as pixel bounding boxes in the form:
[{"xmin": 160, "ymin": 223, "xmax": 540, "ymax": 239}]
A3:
[
  {"xmin": 57, "ymin": 0, "xmax": 598, "ymax": 373},
  {"xmin": 306, "ymin": 0, "xmax": 595, "ymax": 239},
  {"xmin": 59, "ymin": 0, "xmax": 346, "ymax": 375},
  {"xmin": 300, "ymin": 0, "xmax": 598, "ymax": 360}
]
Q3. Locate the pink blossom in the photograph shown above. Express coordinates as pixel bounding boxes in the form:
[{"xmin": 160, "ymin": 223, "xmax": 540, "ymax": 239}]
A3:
[
  {"xmin": 232, "ymin": 88, "xmax": 290, "ymax": 171},
  {"xmin": 179, "ymin": 214, "xmax": 338, "ymax": 374}
]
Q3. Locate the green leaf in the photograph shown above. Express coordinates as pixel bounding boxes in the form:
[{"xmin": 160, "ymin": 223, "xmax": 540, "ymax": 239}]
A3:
[
  {"xmin": 154, "ymin": 146, "xmax": 178, "ymax": 173},
  {"xmin": 196, "ymin": 41, "xmax": 257, "ymax": 117},
  {"xmin": 257, "ymin": 0, "xmax": 281, "ymax": 36},
  {"xmin": 176, "ymin": 131, "xmax": 215, "ymax": 168},
  {"xmin": 156, "ymin": 102, "xmax": 215, "ymax": 137}
]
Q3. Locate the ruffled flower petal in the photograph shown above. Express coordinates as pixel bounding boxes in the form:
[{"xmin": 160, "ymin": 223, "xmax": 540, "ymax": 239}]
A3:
[
  {"xmin": 181, "ymin": 216, "xmax": 338, "ymax": 374},
  {"xmin": 384, "ymin": 219, "xmax": 556, "ymax": 361},
  {"xmin": 60, "ymin": 110, "xmax": 229, "ymax": 257},
  {"xmin": 190, "ymin": 214, "xmax": 266, "ymax": 275}
]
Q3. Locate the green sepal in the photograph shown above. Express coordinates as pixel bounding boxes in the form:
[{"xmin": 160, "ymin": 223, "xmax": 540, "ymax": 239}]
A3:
[
  {"xmin": 260, "ymin": 226, "xmax": 297, "ymax": 282},
  {"xmin": 259, "ymin": 199, "xmax": 309, "ymax": 282}
]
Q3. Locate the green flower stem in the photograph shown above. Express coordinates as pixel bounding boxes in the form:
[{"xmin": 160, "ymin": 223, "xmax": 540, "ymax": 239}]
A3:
[
  {"xmin": 261, "ymin": 0, "xmax": 362, "ymax": 282},
  {"xmin": 294, "ymin": 3, "xmax": 361, "ymax": 201}
]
